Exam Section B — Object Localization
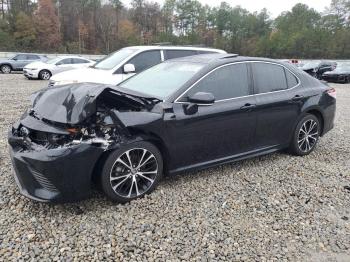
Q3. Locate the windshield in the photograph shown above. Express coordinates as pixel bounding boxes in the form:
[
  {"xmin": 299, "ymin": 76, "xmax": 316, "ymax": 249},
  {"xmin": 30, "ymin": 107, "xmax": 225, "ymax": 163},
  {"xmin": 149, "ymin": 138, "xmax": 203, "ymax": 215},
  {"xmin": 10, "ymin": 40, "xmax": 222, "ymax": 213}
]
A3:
[
  {"xmin": 93, "ymin": 48, "xmax": 137, "ymax": 70},
  {"xmin": 46, "ymin": 58, "xmax": 61, "ymax": 64},
  {"xmin": 120, "ymin": 62, "xmax": 204, "ymax": 99}
]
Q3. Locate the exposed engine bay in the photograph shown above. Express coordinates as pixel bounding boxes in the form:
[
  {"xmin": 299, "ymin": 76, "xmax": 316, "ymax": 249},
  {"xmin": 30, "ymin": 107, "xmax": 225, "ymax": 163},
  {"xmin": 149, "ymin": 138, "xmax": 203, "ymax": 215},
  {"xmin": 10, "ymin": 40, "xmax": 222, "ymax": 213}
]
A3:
[{"xmin": 10, "ymin": 83, "xmax": 162, "ymax": 152}]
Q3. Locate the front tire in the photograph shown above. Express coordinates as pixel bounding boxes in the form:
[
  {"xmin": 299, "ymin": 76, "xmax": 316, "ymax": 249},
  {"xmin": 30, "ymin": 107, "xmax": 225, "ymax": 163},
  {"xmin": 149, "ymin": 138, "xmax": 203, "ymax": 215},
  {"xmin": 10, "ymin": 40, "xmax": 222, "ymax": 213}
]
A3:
[
  {"xmin": 1, "ymin": 64, "xmax": 12, "ymax": 74},
  {"xmin": 39, "ymin": 70, "xmax": 51, "ymax": 80},
  {"xmin": 290, "ymin": 114, "xmax": 321, "ymax": 156},
  {"xmin": 100, "ymin": 141, "xmax": 163, "ymax": 203}
]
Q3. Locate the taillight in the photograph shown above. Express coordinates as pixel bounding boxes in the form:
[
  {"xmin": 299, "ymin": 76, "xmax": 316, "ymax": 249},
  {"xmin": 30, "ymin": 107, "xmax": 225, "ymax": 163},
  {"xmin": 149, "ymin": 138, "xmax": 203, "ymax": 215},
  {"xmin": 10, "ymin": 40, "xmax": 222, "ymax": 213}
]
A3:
[{"xmin": 326, "ymin": 88, "xmax": 336, "ymax": 98}]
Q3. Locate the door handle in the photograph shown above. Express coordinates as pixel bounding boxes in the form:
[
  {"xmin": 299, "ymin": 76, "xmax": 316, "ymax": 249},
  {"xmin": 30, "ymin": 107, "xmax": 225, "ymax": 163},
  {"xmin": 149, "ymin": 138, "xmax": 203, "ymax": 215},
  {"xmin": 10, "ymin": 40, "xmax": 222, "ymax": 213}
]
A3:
[
  {"xmin": 240, "ymin": 103, "xmax": 256, "ymax": 110},
  {"xmin": 291, "ymin": 95, "xmax": 304, "ymax": 101}
]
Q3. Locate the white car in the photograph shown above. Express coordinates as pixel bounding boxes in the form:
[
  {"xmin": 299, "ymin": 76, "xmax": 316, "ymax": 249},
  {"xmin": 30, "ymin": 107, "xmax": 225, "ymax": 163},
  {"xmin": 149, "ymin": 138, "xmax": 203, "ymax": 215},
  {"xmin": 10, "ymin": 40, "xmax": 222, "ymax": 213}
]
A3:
[
  {"xmin": 23, "ymin": 56, "xmax": 95, "ymax": 80},
  {"xmin": 49, "ymin": 46, "xmax": 226, "ymax": 87}
]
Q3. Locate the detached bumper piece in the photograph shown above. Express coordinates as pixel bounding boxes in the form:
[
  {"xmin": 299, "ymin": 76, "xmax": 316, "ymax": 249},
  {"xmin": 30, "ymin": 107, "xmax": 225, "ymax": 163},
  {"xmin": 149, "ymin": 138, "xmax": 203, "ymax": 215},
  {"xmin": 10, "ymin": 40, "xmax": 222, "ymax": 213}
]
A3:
[{"xmin": 8, "ymin": 126, "xmax": 104, "ymax": 203}]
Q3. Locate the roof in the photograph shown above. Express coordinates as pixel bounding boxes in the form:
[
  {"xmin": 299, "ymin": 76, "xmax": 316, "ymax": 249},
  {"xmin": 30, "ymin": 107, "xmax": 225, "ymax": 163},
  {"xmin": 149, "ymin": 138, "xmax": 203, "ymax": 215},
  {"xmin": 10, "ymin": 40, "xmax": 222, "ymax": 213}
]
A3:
[
  {"xmin": 123, "ymin": 45, "xmax": 226, "ymax": 53},
  {"xmin": 167, "ymin": 53, "xmax": 288, "ymax": 66},
  {"xmin": 15, "ymin": 53, "xmax": 46, "ymax": 56},
  {"xmin": 54, "ymin": 55, "xmax": 92, "ymax": 60}
]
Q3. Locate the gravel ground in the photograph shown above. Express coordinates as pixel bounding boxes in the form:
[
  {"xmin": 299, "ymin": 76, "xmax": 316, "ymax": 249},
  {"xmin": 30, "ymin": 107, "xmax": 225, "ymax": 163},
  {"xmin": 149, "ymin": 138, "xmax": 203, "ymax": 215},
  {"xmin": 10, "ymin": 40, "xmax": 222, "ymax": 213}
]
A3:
[{"xmin": 0, "ymin": 74, "xmax": 349, "ymax": 261}]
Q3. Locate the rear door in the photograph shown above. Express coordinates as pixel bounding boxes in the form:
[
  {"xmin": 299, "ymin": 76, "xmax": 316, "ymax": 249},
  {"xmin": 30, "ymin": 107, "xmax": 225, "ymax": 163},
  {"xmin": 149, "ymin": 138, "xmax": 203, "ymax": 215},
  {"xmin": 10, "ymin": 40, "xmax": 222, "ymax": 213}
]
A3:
[
  {"xmin": 55, "ymin": 58, "xmax": 75, "ymax": 73},
  {"xmin": 251, "ymin": 62, "xmax": 302, "ymax": 148},
  {"xmin": 12, "ymin": 54, "xmax": 28, "ymax": 70},
  {"xmin": 166, "ymin": 63, "xmax": 257, "ymax": 170},
  {"xmin": 26, "ymin": 54, "xmax": 40, "ymax": 63}
]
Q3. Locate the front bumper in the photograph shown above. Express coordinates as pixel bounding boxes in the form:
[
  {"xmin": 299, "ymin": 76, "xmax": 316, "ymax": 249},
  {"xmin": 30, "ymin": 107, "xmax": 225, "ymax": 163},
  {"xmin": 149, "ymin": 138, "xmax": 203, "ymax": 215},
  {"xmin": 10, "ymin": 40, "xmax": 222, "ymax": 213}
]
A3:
[
  {"xmin": 8, "ymin": 129, "xmax": 105, "ymax": 203},
  {"xmin": 23, "ymin": 69, "xmax": 39, "ymax": 79}
]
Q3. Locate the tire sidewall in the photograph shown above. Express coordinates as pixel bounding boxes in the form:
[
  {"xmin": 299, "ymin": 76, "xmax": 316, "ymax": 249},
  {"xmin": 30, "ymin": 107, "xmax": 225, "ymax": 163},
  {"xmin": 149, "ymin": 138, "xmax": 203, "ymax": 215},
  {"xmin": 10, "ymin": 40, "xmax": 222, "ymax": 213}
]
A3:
[
  {"xmin": 291, "ymin": 114, "xmax": 320, "ymax": 156},
  {"xmin": 39, "ymin": 70, "xmax": 51, "ymax": 80},
  {"xmin": 1, "ymin": 65, "xmax": 11, "ymax": 74},
  {"xmin": 100, "ymin": 141, "xmax": 163, "ymax": 203}
]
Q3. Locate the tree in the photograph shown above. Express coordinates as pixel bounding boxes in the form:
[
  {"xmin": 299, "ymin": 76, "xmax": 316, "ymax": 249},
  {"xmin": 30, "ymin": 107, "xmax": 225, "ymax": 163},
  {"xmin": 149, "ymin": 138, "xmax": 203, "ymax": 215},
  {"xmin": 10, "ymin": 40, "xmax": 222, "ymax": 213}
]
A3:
[
  {"xmin": 34, "ymin": 0, "xmax": 61, "ymax": 51},
  {"xmin": 13, "ymin": 11, "xmax": 36, "ymax": 50},
  {"xmin": 0, "ymin": 16, "xmax": 14, "ymax": 50},
  {"xmin": 97, "ymin": 4, "xmax": 117, "ymax": 53}
]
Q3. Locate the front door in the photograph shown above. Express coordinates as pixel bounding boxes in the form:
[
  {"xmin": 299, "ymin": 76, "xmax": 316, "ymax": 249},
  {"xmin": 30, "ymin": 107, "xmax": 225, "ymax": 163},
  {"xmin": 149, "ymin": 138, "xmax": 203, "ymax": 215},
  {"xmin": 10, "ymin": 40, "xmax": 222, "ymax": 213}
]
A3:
[{"xmin": 165, "ymin": 63, "xmax": 258, "ymax": 171}]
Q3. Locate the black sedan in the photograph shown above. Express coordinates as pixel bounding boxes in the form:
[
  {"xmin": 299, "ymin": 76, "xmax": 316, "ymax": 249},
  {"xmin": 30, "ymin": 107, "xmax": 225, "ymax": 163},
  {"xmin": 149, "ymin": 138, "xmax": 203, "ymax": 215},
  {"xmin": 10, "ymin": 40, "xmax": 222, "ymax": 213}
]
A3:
[
  {"xmin": 322, "ymin": 63, "xmax": 350, "ymax": 83},
  {"xmin": 8, "ymin": 54, "xmax": 336, "ymax": 203},
  {"xmin": 301, "ymin": 60, "xmax": 337, "ymax": 79}
]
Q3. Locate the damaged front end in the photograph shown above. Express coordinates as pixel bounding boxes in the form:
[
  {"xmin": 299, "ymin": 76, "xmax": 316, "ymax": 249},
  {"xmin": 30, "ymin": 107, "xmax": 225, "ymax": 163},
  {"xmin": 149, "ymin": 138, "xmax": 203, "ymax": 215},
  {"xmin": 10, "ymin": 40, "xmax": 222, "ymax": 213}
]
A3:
[{"xmin": 8, "ymin": 83, "xmax": 162, "ymax": 202}]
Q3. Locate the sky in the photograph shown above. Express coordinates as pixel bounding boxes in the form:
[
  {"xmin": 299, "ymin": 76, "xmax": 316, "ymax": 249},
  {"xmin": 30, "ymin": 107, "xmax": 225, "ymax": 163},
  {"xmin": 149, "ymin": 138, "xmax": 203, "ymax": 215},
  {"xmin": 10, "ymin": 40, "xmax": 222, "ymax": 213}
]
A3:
[{"xmin": 124, "ymin": 0, "xmax": 332, "ymax": 18}]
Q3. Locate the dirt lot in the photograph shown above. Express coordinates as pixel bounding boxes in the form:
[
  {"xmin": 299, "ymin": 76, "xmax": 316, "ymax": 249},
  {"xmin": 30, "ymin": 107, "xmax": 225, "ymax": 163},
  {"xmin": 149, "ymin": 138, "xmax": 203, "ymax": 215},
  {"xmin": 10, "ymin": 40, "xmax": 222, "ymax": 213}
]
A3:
[{"xmin": 0, "ymin": 74, "xmax": 349, "ymax": 261}]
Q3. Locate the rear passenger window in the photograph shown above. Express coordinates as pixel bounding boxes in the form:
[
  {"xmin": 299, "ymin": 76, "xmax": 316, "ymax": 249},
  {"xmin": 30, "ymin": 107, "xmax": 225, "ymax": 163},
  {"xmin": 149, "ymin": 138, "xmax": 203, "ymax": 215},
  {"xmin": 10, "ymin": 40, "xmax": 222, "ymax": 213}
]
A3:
[
  {"xmin": 285, "ymin": 69, "xmax": 298, "ymax": 88},
  {"xmin": 27, "ymin": 55, "xmax": 39, "ymax": 60},
  {"xmin": 127, "ymin": 50, "xmax": 161, "ymax": 73},
  {"xmin": 73, "ymin": 58, "xmax": 89, "ymax": 64},
  {"xmin": 57, "ymin": 58, "xmax": 73, "ymax": 65},
  {"xmin": 252, "ymin": 63, "xmax": 288, "ymax": 93},
  {"xmin": 184, "ymin": 63, "xmax": 250, "ymax": 101},
  {"xmin": 164, "ymin": 50, "xmax": 198, "ymax": 60}
]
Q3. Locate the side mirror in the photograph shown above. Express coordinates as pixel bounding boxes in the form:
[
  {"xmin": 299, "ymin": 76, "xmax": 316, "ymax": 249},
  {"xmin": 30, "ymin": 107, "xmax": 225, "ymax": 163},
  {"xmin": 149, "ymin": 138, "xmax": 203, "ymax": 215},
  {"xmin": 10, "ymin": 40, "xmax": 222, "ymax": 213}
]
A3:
[
  {"xmin": 188, "ymin": 92, "xmax": 215, "ymax": 104},
  {"xmin": 123, "ymin": 64, "xmax": 136, "ymax": 74},
  {"xmin": 12, "ymin": 57, "xmax": 17, "ymax": 61}
]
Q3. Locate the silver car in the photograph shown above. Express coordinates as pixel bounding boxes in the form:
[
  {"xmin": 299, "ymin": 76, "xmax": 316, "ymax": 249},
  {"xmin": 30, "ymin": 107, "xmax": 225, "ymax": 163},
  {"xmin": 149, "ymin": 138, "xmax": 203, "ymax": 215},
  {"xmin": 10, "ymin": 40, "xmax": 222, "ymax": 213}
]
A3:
[
  {"xmin": 24, "ymin": 56, "xmax": 95, "ymax": 80},
  {"xmin": 0, "ymin": 53, "xmax": 48, "ymax": 74}
]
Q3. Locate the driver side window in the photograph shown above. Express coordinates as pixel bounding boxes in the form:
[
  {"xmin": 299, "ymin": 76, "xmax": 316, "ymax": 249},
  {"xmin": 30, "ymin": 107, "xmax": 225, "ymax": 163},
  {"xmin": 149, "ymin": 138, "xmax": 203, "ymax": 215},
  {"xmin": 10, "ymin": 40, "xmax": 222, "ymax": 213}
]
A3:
[
  {"xmin": 181, "ymin": 63, "xmax": 250, "ymax": 102},
  {"xmin": 125, "ymin": 50, "xmax": 161, "ymax": 73}
]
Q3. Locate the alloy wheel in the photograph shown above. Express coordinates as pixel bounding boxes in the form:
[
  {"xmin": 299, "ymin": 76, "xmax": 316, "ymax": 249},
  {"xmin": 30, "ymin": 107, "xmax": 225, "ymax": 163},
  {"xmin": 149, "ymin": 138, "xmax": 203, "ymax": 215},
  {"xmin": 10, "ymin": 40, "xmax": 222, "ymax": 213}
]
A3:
[
  {"xmin": 1, "ymin": 65, "xmax": 11, "ymax": 74},
  {"xmin": 41, "ymin": 71, "xmax": 51, "ymax": 80},
  {"xmin": 109, "ymin": 148, "xmax": 158, "ymax": 198},
  {"xmin": 297, "ymin": 119, "xmax": 319, "ymax": 153}
]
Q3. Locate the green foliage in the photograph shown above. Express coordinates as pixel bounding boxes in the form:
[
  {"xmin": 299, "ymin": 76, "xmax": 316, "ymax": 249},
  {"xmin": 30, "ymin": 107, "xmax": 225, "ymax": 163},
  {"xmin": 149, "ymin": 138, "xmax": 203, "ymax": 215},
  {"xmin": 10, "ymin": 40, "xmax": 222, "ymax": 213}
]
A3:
[
  {"xmin": 13, "ymin": 12, "xmax": 36, "ymax": 50},
  {"xmin": 1, "ymin": 0, "xmax": 350, "ymax": 58},
  {"xmin": 0, "ymin": 19, "xmax": 14, "ymax": 50}
]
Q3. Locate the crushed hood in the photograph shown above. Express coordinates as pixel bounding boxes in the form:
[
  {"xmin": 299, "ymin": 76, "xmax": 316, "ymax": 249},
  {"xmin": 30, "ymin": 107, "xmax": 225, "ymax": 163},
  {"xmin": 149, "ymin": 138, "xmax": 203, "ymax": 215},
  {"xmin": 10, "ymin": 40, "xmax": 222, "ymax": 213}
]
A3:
[{"xmin": 31, "ymin": 83, "xmax": 161, "ymax": 125}]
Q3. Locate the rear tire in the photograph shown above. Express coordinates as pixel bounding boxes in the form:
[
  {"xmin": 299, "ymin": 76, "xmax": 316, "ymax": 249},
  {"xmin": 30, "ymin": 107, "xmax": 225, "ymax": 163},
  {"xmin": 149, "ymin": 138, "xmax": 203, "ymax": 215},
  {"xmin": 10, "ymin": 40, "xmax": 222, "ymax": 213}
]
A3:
[
  {"xmin": 39, "ymin": 70, "xmax": 51, "ymax": 80},
  {"xmin": 1, "ymin": 64, "xmax": 11, "ymax": 74},
  {"xmin": 289, "ymin": 114, "xmax": 321, "ymax": 156},
  {"xmin": 100, "ymin": 141, "xmax": 163, "ymax": 203}
]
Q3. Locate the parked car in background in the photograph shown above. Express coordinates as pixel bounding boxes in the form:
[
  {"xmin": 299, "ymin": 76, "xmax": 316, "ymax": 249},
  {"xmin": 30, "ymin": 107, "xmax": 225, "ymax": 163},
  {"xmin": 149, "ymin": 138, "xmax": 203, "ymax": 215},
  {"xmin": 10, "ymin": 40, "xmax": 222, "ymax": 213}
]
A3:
[
  {"xmin": 322, "ymin": 62, "xmax": 350, "ymax": 83},
  {"xmin": 301, "ymin": 60, "xmax": 337, "ymax": 79},
  {"xmin": 0, "ymin": 54, "xmax": 47, "ymax": 74},
  {"xmin": 49, "ymin": 45, "xmax": 226, "ymax": 87},
  {"xmin": 24, "ymin": 56, "xmax": 95, "ymax": 80},
  {"xmin": 8, "ymin": 54, "xmax": 336, "ymax": 203}
]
